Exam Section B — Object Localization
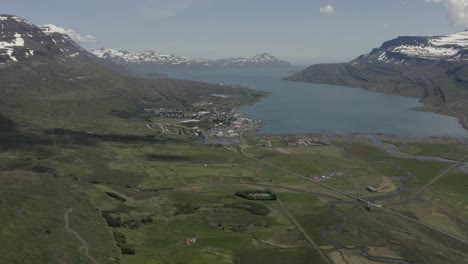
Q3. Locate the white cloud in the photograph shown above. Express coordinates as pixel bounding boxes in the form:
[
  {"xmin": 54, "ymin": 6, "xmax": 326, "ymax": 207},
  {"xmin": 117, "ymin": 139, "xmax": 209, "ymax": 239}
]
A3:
[
  {"xmin": 319, "ymin": 4, "xmax": 335, "ymax": 15},
  {"xmin": 40, "ymin": 24, "xmax": 97, "ymax": 44},
  {"xmin": 446, "ymin": 0, "xmax": 468, "ymax": 27},
  {"xmin": 426, "ymin": 0, "xmax": 468, "ymax": 27}
]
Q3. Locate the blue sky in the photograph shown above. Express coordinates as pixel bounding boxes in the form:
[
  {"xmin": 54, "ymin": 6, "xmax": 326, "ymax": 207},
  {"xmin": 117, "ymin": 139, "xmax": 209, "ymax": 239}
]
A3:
[{"xmin": 2, "ymin": 0, "xmax": 467, "ymax": 64}]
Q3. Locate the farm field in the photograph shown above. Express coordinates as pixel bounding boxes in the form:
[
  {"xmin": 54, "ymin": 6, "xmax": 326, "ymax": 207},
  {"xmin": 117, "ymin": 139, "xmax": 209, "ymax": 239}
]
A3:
[{"xmin": 2, "ymin": 119, "xmax": 468, "ymax": 264}]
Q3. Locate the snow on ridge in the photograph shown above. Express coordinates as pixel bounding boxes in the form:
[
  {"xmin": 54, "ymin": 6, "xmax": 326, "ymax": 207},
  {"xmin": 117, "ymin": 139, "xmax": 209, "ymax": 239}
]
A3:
[
  {"xmin": 430, "ymin": 31, "xmax": 468, "ymax": 48},
  {"xmin": 364, "ymin": 31, "xmax": 468, "ymax": 64},
  {"xmin": 92, "ymin": 48, "xmax": 281, "ymax": 66}
]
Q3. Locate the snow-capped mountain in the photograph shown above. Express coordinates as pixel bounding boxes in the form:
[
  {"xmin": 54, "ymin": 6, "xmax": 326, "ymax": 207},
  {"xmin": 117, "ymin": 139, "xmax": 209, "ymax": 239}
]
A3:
[
  {"xmin": 287, "ymin": 30, "xmax": 468, "ymax": 104},
  {"xmin": 92, "ymin": 48, "xmax": 290, "ymax": 73},
  {"xmin": 0, "ymin": 14, "xmax": 92, "ymax": 65},
  {"xmin": 352, "ymin": 30, "xmax": 468, "ymax": 65}
]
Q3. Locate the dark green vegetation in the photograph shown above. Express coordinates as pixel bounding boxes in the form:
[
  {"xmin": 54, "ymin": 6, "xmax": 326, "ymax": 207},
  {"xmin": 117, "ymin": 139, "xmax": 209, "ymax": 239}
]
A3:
[
  {"xmin": 2, "ymin": 17, "xmax": 468, "ymax": 263},
  {"xmin": 3, "ymin": 105, "xmax": 468, "ymax": 264},
  {"xmin": 236, "ymin": 190, "xmax": 277, "ymax": 200},
  {"xmin": 389, "ymin": 141, "xmax": 468, "ymax": 160}
]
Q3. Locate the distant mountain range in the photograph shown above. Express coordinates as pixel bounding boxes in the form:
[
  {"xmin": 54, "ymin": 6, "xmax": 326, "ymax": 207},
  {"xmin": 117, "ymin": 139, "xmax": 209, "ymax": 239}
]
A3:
[
  {"xmin": 287, "ymin": 31, "xmax": 468, "ymax": 102},
  {"xmin": 0, "ymin": 14, "xmax": 263, "ymax": 127},
  {"xmin": 92, "ymin": 48, "xmax": 291, "ymax": 76}
]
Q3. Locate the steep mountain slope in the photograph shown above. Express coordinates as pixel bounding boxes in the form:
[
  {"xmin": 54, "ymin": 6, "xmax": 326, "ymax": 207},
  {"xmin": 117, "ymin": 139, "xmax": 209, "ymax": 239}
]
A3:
[
  {"xmin": 288, "ymin": 31, "xmax": 468, "ymax": 109},
  {"xmin": 92, "ymin": 48, "xmax": 291, "ymax": 75},
  {"xmin": 0, "ymin": 15, "xmax": 85, "ymax": 64}
]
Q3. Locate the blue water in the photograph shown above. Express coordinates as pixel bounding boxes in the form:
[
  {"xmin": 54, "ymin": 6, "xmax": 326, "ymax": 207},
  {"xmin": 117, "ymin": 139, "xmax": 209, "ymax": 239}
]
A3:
[{"xmin": 170, "ymin": 67, "xmax": 468, "ymax": 138}]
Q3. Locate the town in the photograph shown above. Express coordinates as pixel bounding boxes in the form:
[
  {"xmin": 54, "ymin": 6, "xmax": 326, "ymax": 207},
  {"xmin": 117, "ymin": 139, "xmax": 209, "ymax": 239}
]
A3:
[{"xmin": 144, "ymin": 106, "xmax": 261, "ymax": 139}]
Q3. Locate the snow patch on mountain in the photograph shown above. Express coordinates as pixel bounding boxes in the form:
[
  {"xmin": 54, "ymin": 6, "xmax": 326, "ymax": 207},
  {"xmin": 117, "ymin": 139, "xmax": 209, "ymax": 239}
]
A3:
[
  {"xmin": 0, "ymin": 14, "xmax": 90, "ymax": 64},
  {"xmin": 92, "ymin": 48, "xmax": 288, "ymax": 69},
  {"xmin": 354, "ymin": 31, "xmax": 468, "ymax": 65},
  {"xmin": 0, "ymin": 32, "xmax": 25, "ymax": 62}
]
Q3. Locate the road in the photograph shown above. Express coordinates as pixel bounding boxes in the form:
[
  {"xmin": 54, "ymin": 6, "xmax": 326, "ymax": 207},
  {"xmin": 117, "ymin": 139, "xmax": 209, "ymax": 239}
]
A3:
[
  {"xmin": 237, "ymin": 130, "xmax": 468, "ymax": 247},
  {"xmin": 277, "ymin": 199, "xmax": 332, "ymax": 264},
  {"xmin": 402, "ymin": 153, "xmax": 468, "ymax": 202},
  {"xmin": 64, "ymin": 208, "xmax": 100, "ymax": 264}
]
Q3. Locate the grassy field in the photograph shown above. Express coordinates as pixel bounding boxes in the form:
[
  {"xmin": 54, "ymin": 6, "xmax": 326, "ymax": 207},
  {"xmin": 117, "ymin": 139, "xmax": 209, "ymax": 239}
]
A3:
[
  {"xmin": 2, "ymin": 90, "xmax": 468, "ymax": 264},
  {"xmin": 389, "ymin": 142, "xmax": 468, "ymax": 160}
]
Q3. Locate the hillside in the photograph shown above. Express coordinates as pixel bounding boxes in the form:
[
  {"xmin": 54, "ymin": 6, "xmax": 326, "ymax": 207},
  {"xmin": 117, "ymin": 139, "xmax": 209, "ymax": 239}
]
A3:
[
  {"xmin": 286, "ymin": 31, "xmax": 468, "ymax": 128},
  {"xmin": 0, "ymin": 14, "xmax": 266, "ymax": 263}
]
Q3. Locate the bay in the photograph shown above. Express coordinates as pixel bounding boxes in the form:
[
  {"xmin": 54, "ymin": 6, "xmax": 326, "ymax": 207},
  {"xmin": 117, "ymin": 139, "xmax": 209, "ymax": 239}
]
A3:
[{"xmin": 170, "ymin": 67, "xmax": 468, "ymax": 138}]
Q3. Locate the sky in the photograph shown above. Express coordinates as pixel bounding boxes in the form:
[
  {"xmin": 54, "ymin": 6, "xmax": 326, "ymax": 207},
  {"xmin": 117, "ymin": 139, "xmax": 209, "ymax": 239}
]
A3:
[{"xmin": 2, "ymin": 0, "xmax": 468, "ymax": 64}]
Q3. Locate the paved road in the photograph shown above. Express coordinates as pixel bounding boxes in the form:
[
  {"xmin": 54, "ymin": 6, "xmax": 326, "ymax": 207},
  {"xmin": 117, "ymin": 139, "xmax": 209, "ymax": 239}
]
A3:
[
  {"xmin": 237, "ymin": 137, "xmax": 468, "ymax": 246},
  {"xmin": 64, "ymin": 208, "xmax": 100, "ymax": 264}
]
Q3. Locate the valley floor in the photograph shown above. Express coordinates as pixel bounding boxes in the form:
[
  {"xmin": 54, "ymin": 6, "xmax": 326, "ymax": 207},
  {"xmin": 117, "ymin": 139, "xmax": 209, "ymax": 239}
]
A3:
[{"xmin": 2, "ymin": 124, "xmax": 468, "ymax": 263}]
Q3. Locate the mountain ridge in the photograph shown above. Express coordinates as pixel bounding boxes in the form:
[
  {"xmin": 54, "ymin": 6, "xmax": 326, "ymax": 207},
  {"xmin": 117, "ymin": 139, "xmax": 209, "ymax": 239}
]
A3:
[
  {"xmin": 286, "ymin": 30, "xmax": 468, "ymax": 129},
  {"xmin": 92, "ymin": 48, "xmax": 291, "ymax": 75}
]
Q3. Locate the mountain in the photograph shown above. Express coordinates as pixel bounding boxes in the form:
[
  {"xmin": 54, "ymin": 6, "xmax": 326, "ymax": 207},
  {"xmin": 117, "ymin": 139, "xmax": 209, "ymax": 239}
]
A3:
[
  {"xmin": 0, "ymin": 15, "xmax": 264, "ymax": 132},
  {"xmin": 0, "ymin": 15, "xmax": 87, "ymax": 64},
  {"xmin": 92, "ymin": 48, "xmax": 291, "ymax": 75},
  {"xmin": 287, "ymin": 31, "xmax": 468, "ymax": 104},
  {"xmin": 352, "ymin": 30, "xmax": 468, "ymax": 64}
]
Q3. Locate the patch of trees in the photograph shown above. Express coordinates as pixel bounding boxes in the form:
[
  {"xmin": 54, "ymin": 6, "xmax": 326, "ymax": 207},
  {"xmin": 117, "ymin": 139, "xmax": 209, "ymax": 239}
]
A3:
[
  {"xmin": 102, "ymin": 211, "xmax": 123, "ymax": 227},
  {"xmin": 141, "ymin": 216, "xmax": 154, "ymax": 224},
  {"xmin": 105, "ymin": 192, "xmax": 127, "ymax": 202},
  {"xmin": 113, "ymin": 230, "xmax": 136, "ymax": 255},
  {"xmin": 102, "ymin": 210, "xmax": 144, "ymax": 229},
  {"xmin": 224, "ymin": 202, "xmax": 271, "ymax": 216},
  {"xmin": 173, "ymin": 203, "xmax": 200, "ymax": 216},
  {"xmin": 145, "ymin": 153, "xmax": 191, "ymax": 162},
  {"xmin": 31, "ymin": 165, "xmax": 57, "ymax": 176},
  {"xmin": 235, "ymin": 190, "xmax": 277, "ymax": 201},
  {"xmin": 123, "ymin": 219, "xmax": 140, "ymax": 229}
]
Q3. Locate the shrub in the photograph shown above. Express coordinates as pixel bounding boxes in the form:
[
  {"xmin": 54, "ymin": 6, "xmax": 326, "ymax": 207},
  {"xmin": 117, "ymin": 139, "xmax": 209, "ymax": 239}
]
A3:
[
  {"xmin": 224, "ymin": 202, "xmax": 270, "ymax": 216},
  {"xmin": 113, "ymin": 230, "xmax": 126, "ymax": 247},
  {"xmin": 123, "ymin": 219, "xmax": 140, "ymax": 229},
  {"xmin": 141, "ymin": 216, "xmax": 153, "ymax": 224},
  {"xmin": 105, "ymin": 192, "xmax": 127, "ymax": 202},
  {"xmin": 173, "ymin": 203, "xmax": 200, "ymax": 216},
  {"xmin": 121, "ymin": 246, "xmax": 136, "ymax": 255},
  {"xmin": 102, "ymin": 211, "xmax": 123, "ymax": 227}
]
